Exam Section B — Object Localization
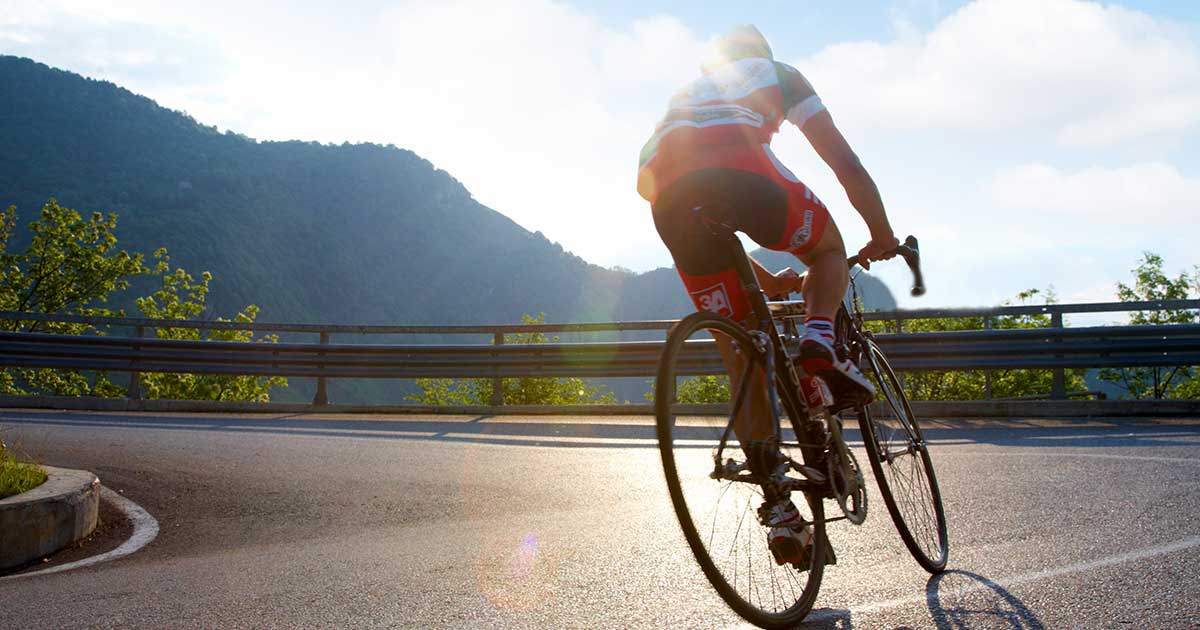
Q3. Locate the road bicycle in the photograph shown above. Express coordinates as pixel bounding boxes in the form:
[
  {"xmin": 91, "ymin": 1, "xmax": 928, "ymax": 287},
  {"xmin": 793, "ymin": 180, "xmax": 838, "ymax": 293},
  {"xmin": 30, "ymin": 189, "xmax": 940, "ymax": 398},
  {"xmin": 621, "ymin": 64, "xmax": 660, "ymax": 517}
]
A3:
[{"xmin": 654, "ymin": 207, "xmax": 949, "ymax": 628}]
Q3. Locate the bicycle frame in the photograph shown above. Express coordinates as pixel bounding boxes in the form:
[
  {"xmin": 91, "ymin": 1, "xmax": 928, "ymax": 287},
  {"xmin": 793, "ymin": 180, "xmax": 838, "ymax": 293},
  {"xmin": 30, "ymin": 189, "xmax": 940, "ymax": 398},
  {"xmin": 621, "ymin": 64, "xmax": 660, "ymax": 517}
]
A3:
[
  {"xmin": 700, "ymin": 220, "xmax": 830, "ymax": 493},
  {"xmin": 652, "ymin": 219, "xmax": 943, "ymax": 626},
  {"xmin": 697, "ymin": 212, "xmax": 925, "ymax": 499}
]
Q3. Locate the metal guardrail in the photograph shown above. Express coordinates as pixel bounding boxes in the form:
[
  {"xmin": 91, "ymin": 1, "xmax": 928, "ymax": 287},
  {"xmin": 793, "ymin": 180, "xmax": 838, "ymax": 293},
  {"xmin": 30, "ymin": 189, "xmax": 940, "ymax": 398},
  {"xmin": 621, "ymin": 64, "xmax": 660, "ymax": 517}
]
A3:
[
  {"xmin": 0, "ymin": 299, "xmax": 1196, "ymax": 406},
  {"xmin": 3, "ymin": 298, "xmax": 1196, "ymax": 333},
  {"xmin": 1, "ymin": 324, "xmax": 1196, "ymax": 375}
]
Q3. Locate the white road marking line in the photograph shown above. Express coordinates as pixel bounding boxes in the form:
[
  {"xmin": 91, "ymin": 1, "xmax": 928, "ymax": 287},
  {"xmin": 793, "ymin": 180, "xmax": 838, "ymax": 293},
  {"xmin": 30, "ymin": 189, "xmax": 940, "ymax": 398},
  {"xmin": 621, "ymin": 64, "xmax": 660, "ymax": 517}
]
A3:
[
  {"xmin": 953, "ymin": 450, "xmax": 1200, "ymax": 465},
  {"xmin": 0, "ymin": 416, "xmax": 441, "ymax": 439},
  {"xmin": 440, "ymin": 432, "xmax": 657, "ymax": 445},
  {"xmin": 1, "ymin": 487, "xmax": 159, "ymax": 581},
  {"xmin": 807, "ymin": 535, "xmax": 1200, "ymax": 620}
]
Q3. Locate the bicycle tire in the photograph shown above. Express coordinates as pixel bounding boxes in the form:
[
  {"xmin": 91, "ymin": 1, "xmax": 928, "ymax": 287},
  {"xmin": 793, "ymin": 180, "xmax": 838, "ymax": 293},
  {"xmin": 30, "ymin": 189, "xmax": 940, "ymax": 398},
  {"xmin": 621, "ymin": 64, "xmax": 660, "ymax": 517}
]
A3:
[
  {"xmin": 655, "ymin": 311, "xmax": 827, "ymax": 628},
  {"xmin": 857, "ymin": 339, "xmax": 949, "ymax": 573}
]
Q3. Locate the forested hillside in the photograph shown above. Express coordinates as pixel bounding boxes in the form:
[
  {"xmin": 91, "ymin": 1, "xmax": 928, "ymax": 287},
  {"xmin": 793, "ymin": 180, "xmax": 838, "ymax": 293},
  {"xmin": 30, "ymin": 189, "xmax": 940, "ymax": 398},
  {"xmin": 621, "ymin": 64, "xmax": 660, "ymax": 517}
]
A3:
[{"xmin": 0, "ymin": 55, "xmax": 894, "ymax": 330}]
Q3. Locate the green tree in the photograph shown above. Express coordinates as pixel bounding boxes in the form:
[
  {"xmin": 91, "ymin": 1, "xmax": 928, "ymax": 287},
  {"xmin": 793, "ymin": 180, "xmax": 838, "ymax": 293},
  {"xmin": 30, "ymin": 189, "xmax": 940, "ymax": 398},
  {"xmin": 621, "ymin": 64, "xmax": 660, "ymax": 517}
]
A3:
[
  {"xmin": 869, "ymin": 289, "xmax": 1087, "ymax": 400},
  {"xmin": 677, "ymin": 375, "xmax": 731, "ymax": 403},
  {"xmin": 1098, "ymin": 253, "xmax": 1199, "ymax": 399},
  {"xmin": 0, "ymin": 200, "xmax": 145, "ymax": 396},
  {"xmin": 135, "ymin": 249, "xmax": 287, "ymax": 402},
  {"xmin": 408, "ymin": 313, "xmax": 616, "ymax": 406},
  {"xmin": 0, "ymin": 200, "xmax": 288, "ymax": 402},
  {"xmin": 644, "ymin": 375, "xmax": 731, "ymax": 404}
]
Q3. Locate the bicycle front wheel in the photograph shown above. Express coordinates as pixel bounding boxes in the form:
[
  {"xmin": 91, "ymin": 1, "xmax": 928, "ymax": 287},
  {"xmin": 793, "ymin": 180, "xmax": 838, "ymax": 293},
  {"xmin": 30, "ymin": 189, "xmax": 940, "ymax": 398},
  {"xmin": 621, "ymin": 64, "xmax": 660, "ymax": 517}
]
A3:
[
  {"xmin": 656, "ymin": 311, "xmax": 827, "ymax": 629},
  {"xmin": 858, "ymin": 340, "xmax": 949, "ymax": 573}
]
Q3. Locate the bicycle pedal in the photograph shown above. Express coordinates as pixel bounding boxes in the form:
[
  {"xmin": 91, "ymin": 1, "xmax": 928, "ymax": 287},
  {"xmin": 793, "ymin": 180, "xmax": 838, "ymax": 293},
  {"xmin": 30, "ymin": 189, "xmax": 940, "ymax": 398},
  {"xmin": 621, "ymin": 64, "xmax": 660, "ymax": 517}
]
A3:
[{"xmin": 790, "ymin": 463, "xmax": 827, "ymax": 484}]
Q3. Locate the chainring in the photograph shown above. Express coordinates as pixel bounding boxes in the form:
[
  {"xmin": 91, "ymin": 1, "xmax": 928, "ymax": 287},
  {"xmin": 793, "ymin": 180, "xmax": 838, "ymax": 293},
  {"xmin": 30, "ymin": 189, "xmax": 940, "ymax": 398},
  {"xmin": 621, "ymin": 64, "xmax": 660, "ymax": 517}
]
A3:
[{"xmin": 828, "ymin": 443, "xmax": 868, "ymax": 525}]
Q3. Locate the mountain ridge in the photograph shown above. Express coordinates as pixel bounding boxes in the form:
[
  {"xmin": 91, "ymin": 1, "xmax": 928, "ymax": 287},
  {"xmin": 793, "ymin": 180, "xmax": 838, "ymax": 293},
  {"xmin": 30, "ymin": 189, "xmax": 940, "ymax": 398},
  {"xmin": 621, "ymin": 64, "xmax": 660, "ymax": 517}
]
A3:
[{"xmin": 0, "ymin": 54, "xmax": 895, "ymax": 330}]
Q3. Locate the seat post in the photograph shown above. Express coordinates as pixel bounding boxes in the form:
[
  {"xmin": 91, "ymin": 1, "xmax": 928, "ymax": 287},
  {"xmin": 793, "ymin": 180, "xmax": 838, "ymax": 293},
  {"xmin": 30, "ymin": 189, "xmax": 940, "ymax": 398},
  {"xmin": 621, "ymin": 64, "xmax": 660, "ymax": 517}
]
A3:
[{"xmin": 718, "ymin": 231, "xmax": 773, "ymax": 330}]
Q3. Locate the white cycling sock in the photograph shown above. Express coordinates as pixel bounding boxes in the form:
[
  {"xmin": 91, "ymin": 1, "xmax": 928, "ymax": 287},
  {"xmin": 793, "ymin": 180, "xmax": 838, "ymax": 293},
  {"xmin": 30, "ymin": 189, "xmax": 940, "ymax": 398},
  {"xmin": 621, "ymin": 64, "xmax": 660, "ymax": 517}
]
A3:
[{"xmin": 802, "ymin": 316, "xmax": 835, "ymax": 347}]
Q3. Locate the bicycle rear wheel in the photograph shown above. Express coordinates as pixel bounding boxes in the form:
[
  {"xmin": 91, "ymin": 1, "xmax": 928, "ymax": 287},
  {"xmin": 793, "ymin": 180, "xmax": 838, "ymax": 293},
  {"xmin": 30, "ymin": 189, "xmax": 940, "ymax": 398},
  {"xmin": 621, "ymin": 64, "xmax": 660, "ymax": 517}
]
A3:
[
  {"xmin": 858, "ymin": 340, "xmax": 949, "ymax": 573},
  {"xmin": 655, "ymin": 311, "xmax": 827, "ymax": 629}
]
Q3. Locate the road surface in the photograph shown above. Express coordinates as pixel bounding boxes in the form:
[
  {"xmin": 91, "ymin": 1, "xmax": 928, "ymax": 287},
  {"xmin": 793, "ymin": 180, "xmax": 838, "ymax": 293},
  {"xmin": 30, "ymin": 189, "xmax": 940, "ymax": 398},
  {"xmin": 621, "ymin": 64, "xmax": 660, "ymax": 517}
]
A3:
[{"xmin": 1, "ymin": 409, "xmax": 1197, "ymax": 628}]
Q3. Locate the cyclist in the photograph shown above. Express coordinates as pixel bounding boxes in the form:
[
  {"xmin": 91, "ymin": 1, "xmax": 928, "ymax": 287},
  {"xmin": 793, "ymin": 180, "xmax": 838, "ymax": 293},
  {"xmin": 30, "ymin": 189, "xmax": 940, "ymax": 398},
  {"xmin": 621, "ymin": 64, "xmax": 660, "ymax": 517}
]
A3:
[{"xmin": 638, "ymin": 25, "xmax": 900, "ymax": 565}]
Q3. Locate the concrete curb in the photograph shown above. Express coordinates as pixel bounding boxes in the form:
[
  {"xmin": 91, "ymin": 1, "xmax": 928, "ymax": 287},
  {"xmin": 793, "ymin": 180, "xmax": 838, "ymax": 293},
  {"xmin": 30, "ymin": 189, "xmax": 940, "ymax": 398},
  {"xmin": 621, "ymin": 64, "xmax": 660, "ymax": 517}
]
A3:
[
  {"xmin": 0, "ymin": 466, "xmax": 100, "ymax": 571},
  {"xmin": 1, "ymin": 487, "xmax": 159, "ymax": 580}
]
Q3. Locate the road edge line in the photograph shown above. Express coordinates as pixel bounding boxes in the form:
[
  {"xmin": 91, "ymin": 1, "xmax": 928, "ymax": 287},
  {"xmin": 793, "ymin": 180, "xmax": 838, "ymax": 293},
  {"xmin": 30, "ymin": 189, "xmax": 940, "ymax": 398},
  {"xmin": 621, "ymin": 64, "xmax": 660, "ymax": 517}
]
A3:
[{"xmin": 0, "ymin": 486, "xmax": 159, "ymax": 581}]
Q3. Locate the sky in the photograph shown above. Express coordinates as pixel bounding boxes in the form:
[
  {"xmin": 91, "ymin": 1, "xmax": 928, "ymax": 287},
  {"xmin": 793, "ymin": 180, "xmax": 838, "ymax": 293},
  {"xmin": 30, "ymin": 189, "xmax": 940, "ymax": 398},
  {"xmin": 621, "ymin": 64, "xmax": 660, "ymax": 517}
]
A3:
[{"xmin": 2, "ymin": 0, "xmax": 1198, "ymax": 310}]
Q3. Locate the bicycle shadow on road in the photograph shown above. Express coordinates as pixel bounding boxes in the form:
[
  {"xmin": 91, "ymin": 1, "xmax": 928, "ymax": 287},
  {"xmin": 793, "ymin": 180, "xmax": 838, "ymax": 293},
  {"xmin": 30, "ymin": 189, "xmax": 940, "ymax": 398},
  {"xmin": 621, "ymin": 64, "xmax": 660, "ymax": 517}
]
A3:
[
  {"xmin": 797, "ymin": 607, "xmax": 854, "ymax": 628},
  {"xmin": 913, "ymin": 569, "xmax": 1045, "ymax": 630}
]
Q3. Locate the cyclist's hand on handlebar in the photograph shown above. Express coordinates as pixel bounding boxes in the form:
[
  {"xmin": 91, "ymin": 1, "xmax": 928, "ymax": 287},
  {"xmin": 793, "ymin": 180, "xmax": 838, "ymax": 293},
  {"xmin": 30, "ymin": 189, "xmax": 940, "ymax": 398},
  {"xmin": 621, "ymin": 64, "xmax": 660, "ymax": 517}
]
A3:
[
  {"xmin": 857, "ymin": 232, "xmax": 901, "ymax": 270},
  {"xmin": 764, "ymin": 267, "xmax": 805, "ymax": 298}
]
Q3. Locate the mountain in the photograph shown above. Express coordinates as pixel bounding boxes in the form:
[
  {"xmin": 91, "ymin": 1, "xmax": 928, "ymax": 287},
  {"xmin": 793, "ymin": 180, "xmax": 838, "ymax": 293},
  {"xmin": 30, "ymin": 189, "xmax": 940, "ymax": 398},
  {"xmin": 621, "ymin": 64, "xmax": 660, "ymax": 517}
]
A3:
[
  {"xmin": 750, "ymin": 248, "xmax": 900, "ymax": 311},
  {"xmin": 0, "ymin": 56, "xmax": 896, "ymax": 401}
]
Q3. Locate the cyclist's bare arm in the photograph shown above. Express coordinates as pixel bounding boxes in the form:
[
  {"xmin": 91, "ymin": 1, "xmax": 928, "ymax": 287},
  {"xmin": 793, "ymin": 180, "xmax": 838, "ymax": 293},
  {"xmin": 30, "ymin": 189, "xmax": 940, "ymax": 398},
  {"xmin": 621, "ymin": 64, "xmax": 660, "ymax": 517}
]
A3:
[
  {"xmin": 800, "ymin": 110, "xmax": 899, "ymax": 263},
  {"xmin": 750, "ymin": 256, "xmax": 803, "ymax": 299}
]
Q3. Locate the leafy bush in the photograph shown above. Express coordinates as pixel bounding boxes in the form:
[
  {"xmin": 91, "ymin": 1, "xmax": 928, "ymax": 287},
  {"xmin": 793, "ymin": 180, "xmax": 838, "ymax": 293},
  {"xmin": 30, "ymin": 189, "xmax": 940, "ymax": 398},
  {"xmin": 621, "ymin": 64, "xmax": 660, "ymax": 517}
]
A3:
[
  {"xmin": 135, "ymin": 249, "xmax": 287, "ymax": 402},
  {"xmin": 1098, "ymin": 252, "xmax": 1199, "ymax": 399},
  {"xmin": 0, "ymin": 200, "xmax": 143, "ymax": 396},
  {"xmin": 866, "ymin": 289, "xmax": 1087, "ymax": 400},
  {"xmin": 644, "ymin": 375, "xmax": 731, "ymax": 404},
  {"xmin": 0, "ymin": 200, "xmax": 288, "ymax": 402},
  {"xmin": 408, "ymin": 314, "xmax": 616, "ymax": 406}
]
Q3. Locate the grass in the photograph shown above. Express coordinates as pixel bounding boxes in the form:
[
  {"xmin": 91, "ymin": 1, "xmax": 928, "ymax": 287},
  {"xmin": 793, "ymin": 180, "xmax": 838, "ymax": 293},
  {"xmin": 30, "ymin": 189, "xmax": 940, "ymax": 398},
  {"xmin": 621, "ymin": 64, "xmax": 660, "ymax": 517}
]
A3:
[{"xmin": 0, "ymin": 438, "xmax": 47, "ymax": 499}]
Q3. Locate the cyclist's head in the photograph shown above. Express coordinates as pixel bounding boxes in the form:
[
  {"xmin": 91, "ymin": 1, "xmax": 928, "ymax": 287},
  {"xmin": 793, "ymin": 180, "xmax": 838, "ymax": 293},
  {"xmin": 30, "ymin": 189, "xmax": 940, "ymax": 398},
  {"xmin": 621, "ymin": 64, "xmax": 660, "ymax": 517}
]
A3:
[{"xmin": 702, "ymin": 25, "xmax": 773, "ymax": 73}]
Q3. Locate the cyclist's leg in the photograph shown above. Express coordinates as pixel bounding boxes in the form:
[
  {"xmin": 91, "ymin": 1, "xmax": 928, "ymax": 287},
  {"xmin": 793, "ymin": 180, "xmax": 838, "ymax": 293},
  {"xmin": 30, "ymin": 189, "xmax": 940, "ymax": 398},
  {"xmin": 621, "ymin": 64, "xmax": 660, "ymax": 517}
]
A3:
[
  {"xmin": 651, "ymin": 169, "xmax": 784, "ymax": 445},
  {"xmin": 794, "ymin": 220, "xmax": 847, "ymax": 321},
  {"xmin": 728, "ymin": 146, "xmax": 843, "ymax": 320},
  {"xmin": 712, "ymin": 329, "xmax": 773, "ymax": 442},
  {"xmin": 739, "ymin": 146, "xmax": 872, "ymax": 397},
  {"xmin": 654, "ymin": 165, "xmax": 830, "ymax": 567}
]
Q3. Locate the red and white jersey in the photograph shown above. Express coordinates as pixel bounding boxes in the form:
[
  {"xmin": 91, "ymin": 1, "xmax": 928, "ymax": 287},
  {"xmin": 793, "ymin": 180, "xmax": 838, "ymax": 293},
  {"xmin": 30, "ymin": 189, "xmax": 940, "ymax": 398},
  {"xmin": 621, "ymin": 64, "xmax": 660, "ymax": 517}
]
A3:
[{"xmin": 637, "ymin": 58, "xmax": 825, "ymax": 202}]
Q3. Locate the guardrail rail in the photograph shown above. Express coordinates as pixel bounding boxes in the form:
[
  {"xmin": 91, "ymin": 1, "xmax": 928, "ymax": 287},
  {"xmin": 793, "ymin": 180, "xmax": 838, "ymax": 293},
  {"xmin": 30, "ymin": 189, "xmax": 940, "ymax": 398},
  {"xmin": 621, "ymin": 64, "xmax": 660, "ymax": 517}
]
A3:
[{"xmin": 0, "ymin": 298, "xmax": 1196, "ymax": 408}]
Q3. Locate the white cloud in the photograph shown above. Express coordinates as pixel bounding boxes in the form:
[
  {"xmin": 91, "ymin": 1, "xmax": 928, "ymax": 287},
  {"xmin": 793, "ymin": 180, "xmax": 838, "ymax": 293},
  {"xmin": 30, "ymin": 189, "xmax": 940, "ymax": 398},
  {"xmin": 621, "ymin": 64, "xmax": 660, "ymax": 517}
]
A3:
[
  {"xmin": 797, "ymin": 0, "xmax": 1200, "ymax": 148},
  {"xmin": 991, "ymin": 161, "xmax": 1200, "ymax": 226},
  {"xmin": 895, "ymin": 160, "xmax": 1200, "ymax": 308}
]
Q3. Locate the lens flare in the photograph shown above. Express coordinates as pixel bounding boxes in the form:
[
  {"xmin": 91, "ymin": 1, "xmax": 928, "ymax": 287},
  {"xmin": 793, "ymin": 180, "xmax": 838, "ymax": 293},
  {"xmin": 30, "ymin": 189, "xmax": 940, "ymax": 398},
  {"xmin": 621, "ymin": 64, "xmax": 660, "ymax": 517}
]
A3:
[{"xmin": 474, "ymin": 530, "xmax": 560, "ymax": 612}]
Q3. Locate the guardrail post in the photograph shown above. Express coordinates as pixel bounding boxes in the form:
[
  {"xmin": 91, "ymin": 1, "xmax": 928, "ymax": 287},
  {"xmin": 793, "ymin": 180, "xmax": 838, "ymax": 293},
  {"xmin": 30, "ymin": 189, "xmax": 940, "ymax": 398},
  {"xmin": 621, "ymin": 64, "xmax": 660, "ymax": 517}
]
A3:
[
  {"xmin": 128, "ymin": 325, "xmax": 146, "ymax": 400},
  {"xmin": 983, "ymin": 316, "xmax": 993, "ymax": 400},
  {"xmin": 1050, "ymin": 312, "xmax": 1067, "ymax": 399},
  {"xmin": 313, "ymin": 331, "xmax": 330, "ymax": 406},
  {"xmin": 490, "ymin": 332, "xmax": 505, "ymax": 406}
]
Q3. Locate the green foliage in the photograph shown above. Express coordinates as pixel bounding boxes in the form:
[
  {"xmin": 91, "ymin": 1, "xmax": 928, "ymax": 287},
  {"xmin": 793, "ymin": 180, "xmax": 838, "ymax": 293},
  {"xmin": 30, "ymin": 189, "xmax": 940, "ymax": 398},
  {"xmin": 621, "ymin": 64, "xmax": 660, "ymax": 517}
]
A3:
[
  {"xmin": 677, "ymin": 375, "xmax": 732, "ymax": 403},
  {"xmin": 644, "ymin": 375, "xmax": 731, "ymax": 404},
  {"xmin": 0, "ymin": 436, "xmax": 46, "ymax": 499},
  {"xmin": 134, "ymin": 249, "xmax": 287, "ymax": 402},
  {"xmin": 0, "ymin": 200, "xmax": 144, "ymax": 396},
  {"xmin": 1098, "ymin": 252, "xmax": 1199, "ymax": 399},
  {"xmin": 408, "ymin": 314, "xmax": 616, "ymax": 406},
  {"xmin": 871, "ymin": 289, "xmax": 1086, "ymax": 401},
  {"xmin": 0, "ymin": 200, "xmax": 145, "ymax": 318},
  {"xmin": 409, "ymin": 377, "xmax": 483, "ymax": 407},
  {"xmin": 0, "ymin": 199, "xmax": 288, "ymax": 402}
]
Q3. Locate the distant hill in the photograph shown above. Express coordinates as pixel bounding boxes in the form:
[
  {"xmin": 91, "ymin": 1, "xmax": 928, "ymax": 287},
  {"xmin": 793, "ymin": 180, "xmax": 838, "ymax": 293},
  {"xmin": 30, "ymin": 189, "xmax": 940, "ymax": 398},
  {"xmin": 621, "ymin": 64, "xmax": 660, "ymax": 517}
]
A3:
[
  {"xmin": 0, "ymin": 56, "xmax": 896, "ymax": 401},
  {"xmin": 749, "ymin": 248, "xmax": 899, "ymax": 310}
]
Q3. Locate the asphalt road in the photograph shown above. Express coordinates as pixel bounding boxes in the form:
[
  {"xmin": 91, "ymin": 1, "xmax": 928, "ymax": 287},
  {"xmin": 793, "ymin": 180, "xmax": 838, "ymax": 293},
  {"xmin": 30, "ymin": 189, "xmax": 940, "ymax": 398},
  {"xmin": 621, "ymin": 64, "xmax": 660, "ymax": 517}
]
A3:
[{"xmin": 1, "ymin": 409, "xmax": 1197, "ymax": 629}]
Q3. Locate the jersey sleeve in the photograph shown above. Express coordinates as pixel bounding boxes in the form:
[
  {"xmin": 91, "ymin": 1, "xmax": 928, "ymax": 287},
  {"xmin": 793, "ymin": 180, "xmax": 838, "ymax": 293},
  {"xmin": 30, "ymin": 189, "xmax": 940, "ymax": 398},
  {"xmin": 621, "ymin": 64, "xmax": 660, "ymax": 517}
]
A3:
[{"xmin": 774, "ymin": 62, "xmax": 825, "ymax": 129}]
